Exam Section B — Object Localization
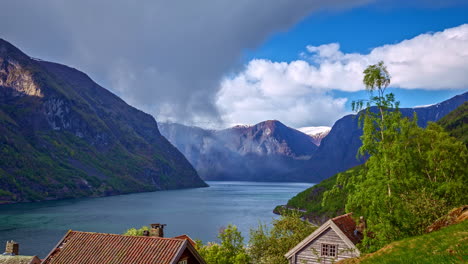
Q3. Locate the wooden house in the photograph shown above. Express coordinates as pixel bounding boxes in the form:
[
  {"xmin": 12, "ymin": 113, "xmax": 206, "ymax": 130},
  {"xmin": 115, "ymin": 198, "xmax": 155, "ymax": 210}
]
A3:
[
  {"xmin": 285, "ymin": 213, "xmax": 363, "ymax": 264},
  {"xmin": 40, "ymin": 229, "xmax": 206, "ymax": 264}
]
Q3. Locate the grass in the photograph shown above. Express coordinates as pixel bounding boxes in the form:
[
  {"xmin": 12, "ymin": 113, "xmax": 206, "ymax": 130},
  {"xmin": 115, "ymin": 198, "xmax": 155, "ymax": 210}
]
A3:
[{"xmin": 340, "ymin": 220, "xmax": 468, "ymax": 264}]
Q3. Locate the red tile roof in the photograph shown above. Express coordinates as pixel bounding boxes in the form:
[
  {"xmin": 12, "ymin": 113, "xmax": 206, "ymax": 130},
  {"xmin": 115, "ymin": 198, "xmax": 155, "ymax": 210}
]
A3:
[
  {"xmin": 332, "ymin": 213, "xmax": 362, "ymax": 245},
  {"xmin": 41, "ymin": 231, "xmax": 193, "ymax": 264},
  {"xmin": 173, "ymin": 235, "xmax": 196, "ymax": 247}
]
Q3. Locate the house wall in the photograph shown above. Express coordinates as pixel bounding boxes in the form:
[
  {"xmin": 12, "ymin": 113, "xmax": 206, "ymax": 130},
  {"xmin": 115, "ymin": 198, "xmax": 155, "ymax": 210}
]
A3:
[
  {"xmin": 292, "ymin": 227, "xmax": 359, "ymax": 264},
  {"xmin": 177, "ymin": 248, "xmax": 203, "ymax": 264}
]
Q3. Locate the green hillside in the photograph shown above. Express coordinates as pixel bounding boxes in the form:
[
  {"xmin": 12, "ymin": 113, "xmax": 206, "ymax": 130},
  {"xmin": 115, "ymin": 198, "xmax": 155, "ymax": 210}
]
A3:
[
  {"xmin": 0, "ymin": 39, "xmax": 206, "ymax": 203},
  {"xmin": 282, "ymin": 165, "xmax": 364, "ymax": 224},
  {"xmin": 437, "ymin": 101, "xmax": 468, "ymax": 146},
  {"xmin": 340, "ymin": 220, "xmax": 467, "ymax": 264}
]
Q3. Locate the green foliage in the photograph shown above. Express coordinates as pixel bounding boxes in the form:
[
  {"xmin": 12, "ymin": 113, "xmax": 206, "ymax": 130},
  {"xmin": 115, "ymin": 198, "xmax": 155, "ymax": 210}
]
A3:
[
  {"xmin": 321, "ymin": 165, "xmax": 365, "ymax": 215},
  {"xmin": 196, "ymin": 224, "xmax": 250, "ymax": 264},
  {"xmin": 353, "ymin": 61, "xmax": 396, "ymax": 113},
  {"xmin": 194, "ymin": 213, "xmax": 316, "ymax": 264},
  {"xmin": 347, "ymin": 118, "xmax": 467, "ymax": 250},
  {"xmin": 437, "ymin": 101, "xmax": 468, "ymax": 146},
  {"xmin": 123, "ymin": 226, "xmax": 150, "ymax": 236},
  {"xmin": 332, "ymin": 61, "xmax": 468, "ymax": 251},
  {"xmin": 343, "ymin": 220, "xmax": 468, "ymax": 264},
  {"xmin": 285, "ymin": 166, "xmax": 365, "ymax": 221},
  {"xmin": 249, "ymin": 211, "xmax": 316, "ymax": 264}
]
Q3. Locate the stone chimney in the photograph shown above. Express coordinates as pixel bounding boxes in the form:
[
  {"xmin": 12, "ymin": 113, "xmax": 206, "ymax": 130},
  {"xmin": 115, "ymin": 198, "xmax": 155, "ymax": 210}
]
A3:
[
  {"xmin": 354, "ymin": 216, "xmax": 367, "ymax": 237},
  {"xmin": 150, "ymin": 223, "xmax": 166, "ymax": 238},
  {"xmin": 4, "ymin": 240, "xmax": 19, "ymax": 256}
]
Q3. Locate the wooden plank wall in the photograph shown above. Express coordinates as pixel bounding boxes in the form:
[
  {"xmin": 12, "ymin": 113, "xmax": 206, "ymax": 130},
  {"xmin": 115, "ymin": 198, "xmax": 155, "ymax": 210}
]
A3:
[{"xmin": 292, "ymin": 227, "xmax": 359, "ymax": 264}]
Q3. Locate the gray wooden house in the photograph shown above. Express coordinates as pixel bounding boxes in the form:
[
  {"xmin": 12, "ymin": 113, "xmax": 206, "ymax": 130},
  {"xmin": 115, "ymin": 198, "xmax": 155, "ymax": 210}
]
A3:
[{"xmin": 285, "ymin": 213, "xmax": 362, "ymax": 264}]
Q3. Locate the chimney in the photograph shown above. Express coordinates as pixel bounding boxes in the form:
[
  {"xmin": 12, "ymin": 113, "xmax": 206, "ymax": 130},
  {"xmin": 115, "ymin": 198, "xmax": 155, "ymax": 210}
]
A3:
[
  {"xmin": 150, "ymin": 223, "xmax": 166, "ymax": 238},
  {"xmin": 4, "ymin": 240, "xmax": 19, "ymax": 256},
  {"xmin": 354, "ymin": 216, "xmax": 367, "ymax": 237}
]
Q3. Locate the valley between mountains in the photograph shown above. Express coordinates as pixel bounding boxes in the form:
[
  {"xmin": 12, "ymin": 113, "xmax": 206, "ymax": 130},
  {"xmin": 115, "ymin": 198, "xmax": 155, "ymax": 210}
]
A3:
[
  {"xmin": 160, "ymin": 93, "xmax": 467, "ymax": 182},
  {"xmin": 0, "ymin": 37, "xmax": 466, "ymax": 204}
]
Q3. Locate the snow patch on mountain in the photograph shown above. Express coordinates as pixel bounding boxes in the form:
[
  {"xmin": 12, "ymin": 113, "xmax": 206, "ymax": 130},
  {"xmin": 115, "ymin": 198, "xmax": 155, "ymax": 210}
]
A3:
[
  {"xmin": 297, "ymin": 126, "xmax": 331, "ymax": 146},
  {"xmin": 297, "ymin": 126, "xmax": 331, "ymax": 136}
]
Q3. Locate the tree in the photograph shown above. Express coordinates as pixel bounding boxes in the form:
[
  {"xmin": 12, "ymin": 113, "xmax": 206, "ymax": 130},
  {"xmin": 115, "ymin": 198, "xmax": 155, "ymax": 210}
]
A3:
[
  {"xmin": 249, "ymin": 210, "xmax": 316, "ymax": 264},
  {"xmin": 335, "ymin": 61, "xmax": 468, "ymax": 251},
  {"xmin": 196, "ymin": 224, "xmax": 250, "ymax": 264},
  {"xmin": 353, "ymin": 61, "xmax": 399, "ymax": 198},
  {"xmin": 123, "ymin": 225, "xmax": 150, "ymax": 236}
]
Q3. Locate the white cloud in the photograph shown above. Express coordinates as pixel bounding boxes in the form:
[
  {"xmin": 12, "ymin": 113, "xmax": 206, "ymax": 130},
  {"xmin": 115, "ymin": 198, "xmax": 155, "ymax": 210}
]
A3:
[
  {"xmin": 0, "ymin": 0, "xmax": 372, "ymax": 126},
  {"xmin": 216, "ymin": 24, "xmax": 468, "ymax": 128}
]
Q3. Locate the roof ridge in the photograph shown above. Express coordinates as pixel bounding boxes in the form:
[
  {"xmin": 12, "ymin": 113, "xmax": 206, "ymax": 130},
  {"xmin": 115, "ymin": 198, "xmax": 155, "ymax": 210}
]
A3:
[
  {"xmin": 68, "ymin": 230, "xmax": 187, "ymax": 241},
  {"xmin": 332, "ymin": 212, "xmax": 353, "ymax": 221}
]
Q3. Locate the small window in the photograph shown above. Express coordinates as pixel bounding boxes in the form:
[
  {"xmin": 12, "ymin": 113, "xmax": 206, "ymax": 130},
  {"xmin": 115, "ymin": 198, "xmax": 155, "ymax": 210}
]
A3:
[
  {"xmin": 178, "ymin": 260, "xmax": 187, "ymax": 264},
  {"xmin": 321, "ymin": 243, "xmax": 337, "ymax": 257}
]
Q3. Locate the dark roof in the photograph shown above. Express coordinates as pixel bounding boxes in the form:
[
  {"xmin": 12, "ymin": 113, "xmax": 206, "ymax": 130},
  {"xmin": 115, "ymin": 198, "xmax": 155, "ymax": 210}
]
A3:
[
  {"xmin": 41, "ymin": 231, "xmax": 203, "ymax": 264},
  {"xmin": 331, "ymin": 213, "xmax": 362, "ymax": 245}
]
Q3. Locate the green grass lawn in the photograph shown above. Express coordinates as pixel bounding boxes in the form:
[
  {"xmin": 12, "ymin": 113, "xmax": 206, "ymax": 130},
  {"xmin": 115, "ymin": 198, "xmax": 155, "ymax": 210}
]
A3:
[{"xmin": 341, "ymin": 220, "xmax": 467, "ymax": 264}]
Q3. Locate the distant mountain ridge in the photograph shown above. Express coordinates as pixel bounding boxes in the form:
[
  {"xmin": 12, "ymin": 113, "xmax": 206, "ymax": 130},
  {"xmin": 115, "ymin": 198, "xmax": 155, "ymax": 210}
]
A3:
[
  {"xmin": 159, "ymin": 120, "xmax": 317, "ymax": 181},
  {"xmin": 297, "ymin": 91, "xmax": 468, "ymax": 182},
  {"xmin": 161, "ymin": 92, "xmax": 467, "ymax": 182},
  {"xmin": 0, "ymin": 38, "xmax": 206, "ymax": 203}
]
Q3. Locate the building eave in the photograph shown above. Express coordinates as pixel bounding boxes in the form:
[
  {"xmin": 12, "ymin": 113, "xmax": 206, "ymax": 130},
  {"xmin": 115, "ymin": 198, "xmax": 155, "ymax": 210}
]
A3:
[{"xmin": 284, "ymin": 219, "xmax": 361, "ymax": 259}]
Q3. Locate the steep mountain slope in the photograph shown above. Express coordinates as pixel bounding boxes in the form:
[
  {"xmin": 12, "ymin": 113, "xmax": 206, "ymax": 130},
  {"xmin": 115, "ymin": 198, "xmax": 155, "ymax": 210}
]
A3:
[
  {"xmin": 220, "ymin": 120, "xmax": 318, "ymax": 157},
  {"xmin": 0, "ymin": 39, "xmax": 206, "ymax": 203},
  {"xmin": 437, "ymin": 101, "xmax": 467, "ymax": 146},
  {"xmin": 159, "ymin": 120, "xmax": 317, "ymax": 181},
  {"xmin": 298, "ymin": 92, "xmax": 468, "ymax": 182}
]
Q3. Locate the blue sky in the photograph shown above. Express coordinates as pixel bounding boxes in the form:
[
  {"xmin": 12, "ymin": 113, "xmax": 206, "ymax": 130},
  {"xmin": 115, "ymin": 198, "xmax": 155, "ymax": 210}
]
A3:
[{"xmin": 241, "ymin": 3, "xmax": 468, "ymax": 112}]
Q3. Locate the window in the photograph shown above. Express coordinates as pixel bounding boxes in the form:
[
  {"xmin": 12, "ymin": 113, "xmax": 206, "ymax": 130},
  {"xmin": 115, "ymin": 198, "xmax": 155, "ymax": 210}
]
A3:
[
  {"xmin": 178, "ymin": 260, "xmax": 187, "ymax": 264},
  {"xmin": 321, "ymin": 243, "xmax": 337, "ymax": 257}
]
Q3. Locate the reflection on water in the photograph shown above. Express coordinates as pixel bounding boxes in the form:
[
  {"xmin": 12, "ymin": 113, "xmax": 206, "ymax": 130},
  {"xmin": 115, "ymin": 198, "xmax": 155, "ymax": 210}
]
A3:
[{"xmin": 0, "ymin": 181, "xmax": 312, "ymax": 257}]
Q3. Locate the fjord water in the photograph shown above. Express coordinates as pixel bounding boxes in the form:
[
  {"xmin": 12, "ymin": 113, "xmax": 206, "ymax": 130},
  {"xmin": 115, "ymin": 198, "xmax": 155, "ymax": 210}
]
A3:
[{"xmin": 0, "ymin": 181, "xmax": 312, "ymax": 257}]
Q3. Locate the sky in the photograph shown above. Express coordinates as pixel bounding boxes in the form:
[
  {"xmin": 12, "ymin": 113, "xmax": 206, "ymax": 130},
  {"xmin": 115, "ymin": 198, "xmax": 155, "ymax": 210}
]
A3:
[{"xmin": 1, "ymin": 0, "xmax": 467, "ymax": 129}]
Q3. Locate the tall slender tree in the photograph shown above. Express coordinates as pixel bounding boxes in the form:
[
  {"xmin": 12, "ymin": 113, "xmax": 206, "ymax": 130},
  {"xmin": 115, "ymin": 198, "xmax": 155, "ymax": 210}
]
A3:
[{"xmin": 339, "ymin": 61, "xmax": 468, "ymax": 251}]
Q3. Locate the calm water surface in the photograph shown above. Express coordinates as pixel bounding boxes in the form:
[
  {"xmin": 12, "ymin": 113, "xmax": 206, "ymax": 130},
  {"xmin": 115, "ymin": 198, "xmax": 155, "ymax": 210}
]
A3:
[{"xmin": 0, "ymin": 181, "xmax": 312, "ymax": 257}]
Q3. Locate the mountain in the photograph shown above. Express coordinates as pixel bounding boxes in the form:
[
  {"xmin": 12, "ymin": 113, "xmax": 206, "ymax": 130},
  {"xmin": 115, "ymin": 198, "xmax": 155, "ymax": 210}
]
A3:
[
  {"xmin": 159, "ymin": 120, "xmax": 317, "ymax": 181},
  {"xmin": 297, "ymin": 91, "xmax": 468, "ymax": 182},
  {"xmin": 437, "ymin": 101, "xmax": 467, "ymax": 146},
  {"xmin": 282, "ymin": 97, "xmax": 468, "ymax": 224},
  {"xmin": 162, "ymin": 92, "xmax": 467, "ymax": 183},
  {"xmin": 221, "ymin": 120, "xmax": 318, "ymax": 157},
  {"xmin": 0, "ymin": 39, "xmax": 206, "ymax": 203},
  {"xmin": 296, "ymin": 126, "xmax": 331, "ymax": 146}
]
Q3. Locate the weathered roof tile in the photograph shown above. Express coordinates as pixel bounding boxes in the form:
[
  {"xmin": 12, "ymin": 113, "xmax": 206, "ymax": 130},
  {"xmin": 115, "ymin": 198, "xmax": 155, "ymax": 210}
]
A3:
[
  {"xmin": 332, "ymin": 213, "xmax": 362, "ymax": 245},
  {"xmin": 41, "ymin": 231, "xmax": 188, "ymax": 264}
]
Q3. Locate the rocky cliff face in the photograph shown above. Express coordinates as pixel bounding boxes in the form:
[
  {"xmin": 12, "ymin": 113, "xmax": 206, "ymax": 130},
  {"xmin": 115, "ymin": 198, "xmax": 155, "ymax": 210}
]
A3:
[
  {"xmin": 159, "ymin": 120, "xmax": 317, "ymax": 181},
  {"xmin": 0, "ymin": 39, "xmax": 206, "ymax": 203},
  {"xmin": 220, "ymin": 120, "xmax": 317, "ymax": 158}
]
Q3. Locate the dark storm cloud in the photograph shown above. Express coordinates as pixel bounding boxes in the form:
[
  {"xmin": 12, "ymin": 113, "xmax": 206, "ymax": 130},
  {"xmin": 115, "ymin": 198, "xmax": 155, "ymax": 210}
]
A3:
[{"xmin": 0, "ymin": 0, "xmax": 371, "ymax": 126}]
